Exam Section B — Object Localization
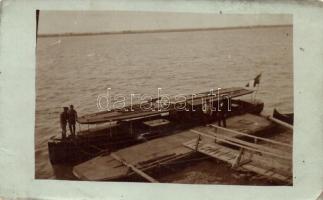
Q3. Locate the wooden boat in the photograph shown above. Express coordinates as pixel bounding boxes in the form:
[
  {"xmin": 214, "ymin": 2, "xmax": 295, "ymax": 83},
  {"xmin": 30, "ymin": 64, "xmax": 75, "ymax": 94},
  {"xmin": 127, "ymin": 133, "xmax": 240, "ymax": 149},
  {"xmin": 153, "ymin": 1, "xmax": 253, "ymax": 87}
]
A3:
[
  {"xmin": 77, "ymin": 87, "xmax": 254, "ymax": 124},
  {"xmin": 73, "ymin": 113, "xmax": 293, "ymax": 184},
  {"xmin": 48, "ymin": 87, "xmax": 263, "ymax": 164},
  {"xmin": 273, "ymin": 109, "xmax": 293, "ymax": 125}
]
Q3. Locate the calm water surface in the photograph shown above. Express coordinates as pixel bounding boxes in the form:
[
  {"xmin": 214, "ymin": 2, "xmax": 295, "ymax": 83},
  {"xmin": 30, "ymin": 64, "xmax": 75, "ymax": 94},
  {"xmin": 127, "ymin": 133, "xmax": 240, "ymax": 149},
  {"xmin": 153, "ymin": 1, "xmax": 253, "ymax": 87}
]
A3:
[{"xmin": 36, "ymin": 26, "xmax": 293, "ymax": 179}]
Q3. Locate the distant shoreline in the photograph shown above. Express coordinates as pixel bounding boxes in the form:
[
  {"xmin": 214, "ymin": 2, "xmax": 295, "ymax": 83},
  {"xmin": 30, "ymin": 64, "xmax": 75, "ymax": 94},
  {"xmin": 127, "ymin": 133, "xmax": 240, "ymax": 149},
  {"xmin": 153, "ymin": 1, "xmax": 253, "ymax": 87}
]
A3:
[{"xmin": 38, "ymin": 24, "xmax": 292, "ymax": 38}]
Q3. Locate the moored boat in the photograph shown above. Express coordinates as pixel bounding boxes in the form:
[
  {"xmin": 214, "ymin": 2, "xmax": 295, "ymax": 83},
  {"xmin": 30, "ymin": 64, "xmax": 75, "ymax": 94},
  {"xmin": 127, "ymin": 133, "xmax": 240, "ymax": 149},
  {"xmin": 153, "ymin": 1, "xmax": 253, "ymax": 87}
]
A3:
[
  {"xmin": 273, "ymin": 108, "xmax": 294, "ymax": 125},
  {"xmin": 48, "ymin": 87, "xmax": 263, "ymax": 164}
]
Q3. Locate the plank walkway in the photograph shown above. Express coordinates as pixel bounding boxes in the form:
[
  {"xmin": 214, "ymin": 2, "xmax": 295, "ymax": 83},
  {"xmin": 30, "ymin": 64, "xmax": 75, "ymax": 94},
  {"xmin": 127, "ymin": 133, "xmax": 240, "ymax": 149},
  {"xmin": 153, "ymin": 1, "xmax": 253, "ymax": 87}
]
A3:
[
  {"xmin": 185, "ymin": 126, "xmax": 292, "ymax": 184},
  {"xmin": 184, "ymin": 139, "xmax": 239, "ymax": 164}
]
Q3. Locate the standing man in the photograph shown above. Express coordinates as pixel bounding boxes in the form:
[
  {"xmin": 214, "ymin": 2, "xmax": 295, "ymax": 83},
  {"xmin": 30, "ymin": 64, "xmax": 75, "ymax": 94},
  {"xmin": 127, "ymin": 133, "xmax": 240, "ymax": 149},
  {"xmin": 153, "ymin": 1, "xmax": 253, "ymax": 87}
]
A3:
[
  {"xmin": 68, "ymin": 105, "xmax": 78, "ymax": 137},
  {"xmin": 60, "ymin": 107, "xmax": 69, "ymax": 139},
  {"xmin": 202, "ymin": 100, "xmax": 213, "ymax": 124},
  {"xmin": 218, "ymin": 97, "xmax": 230, "ymax": 127}
]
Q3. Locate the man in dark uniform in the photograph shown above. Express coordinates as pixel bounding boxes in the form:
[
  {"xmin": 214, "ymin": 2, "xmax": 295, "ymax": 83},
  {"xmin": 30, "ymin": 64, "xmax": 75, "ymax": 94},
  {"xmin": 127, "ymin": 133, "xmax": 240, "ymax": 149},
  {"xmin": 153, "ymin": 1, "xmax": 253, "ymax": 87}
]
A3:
[
  {"xmin": 218, "ymin": 97, "xmax": 230, "ymax": 127},
  {"xmin": 202, "ymin": 100, "xmax": 213, "ymax": 124},
  {"xmin": 60, "ymin": 107, "xmax": 68, "ymax": 139},
  {"xmin": 68, "ymin": 105, "xmax": 78, "ymax": 137}
]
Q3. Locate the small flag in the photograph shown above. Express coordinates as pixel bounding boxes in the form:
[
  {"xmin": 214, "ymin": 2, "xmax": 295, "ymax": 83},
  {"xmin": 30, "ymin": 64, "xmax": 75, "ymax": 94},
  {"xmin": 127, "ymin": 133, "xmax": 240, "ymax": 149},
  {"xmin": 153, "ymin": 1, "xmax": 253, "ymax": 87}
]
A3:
[{"xmin": 246, "ymin": 73, "xmax": 262, "ymax": 88}]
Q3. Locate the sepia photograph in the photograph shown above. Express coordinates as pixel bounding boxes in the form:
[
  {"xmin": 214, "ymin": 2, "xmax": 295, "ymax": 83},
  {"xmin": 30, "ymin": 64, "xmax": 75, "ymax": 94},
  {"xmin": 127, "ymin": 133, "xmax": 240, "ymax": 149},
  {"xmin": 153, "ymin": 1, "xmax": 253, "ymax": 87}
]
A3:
[{"xmin": 35, "ymin": 11, "xmax": 293, "ymax": 185}]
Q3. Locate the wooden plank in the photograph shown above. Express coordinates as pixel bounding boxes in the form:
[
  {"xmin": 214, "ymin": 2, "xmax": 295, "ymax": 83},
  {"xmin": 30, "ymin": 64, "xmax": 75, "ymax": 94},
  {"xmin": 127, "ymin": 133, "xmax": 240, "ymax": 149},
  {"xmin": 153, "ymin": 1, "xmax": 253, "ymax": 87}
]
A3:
[
  {"xmin": 208, "ymin": 130, "xmax": 292, "ymax": 158},
  {"xmin": 183, "ymin": 141, "xmax": 238, "ymax": 164},
  {"xmin": 190, "ymin": 129, "xmax": 291, "ymax": 160},
  {"xmin": 210, "ymin": 124, "xmax": 292, "ymax": 147},
  {"xmin": 183, "ymin": 138, "xmax": 292, "ymax": 183},
  {"xmin": 110, "ymin": 153, "xmax": 158, "ymax": 183},
  {"xmin": 268, "ymin": 116, "xmax": 293, "ymax": 130},
  {"xmin": 137, "ymin": 153, "xmax": 176, "ymax": 166},
  {"xmin": 232, "ymin": 148, "xmax": 244, "ymax": 168},
  {"xmin": 128, "ymin": 152, "xmax": 195, "ymax": 177},
  {"xmin": 241, "ymin": 164, "xmax": 291, "ymax": 183},
  {"xmin": 135, "ymin": 153, "xmax": 188, "ymax": 169}
]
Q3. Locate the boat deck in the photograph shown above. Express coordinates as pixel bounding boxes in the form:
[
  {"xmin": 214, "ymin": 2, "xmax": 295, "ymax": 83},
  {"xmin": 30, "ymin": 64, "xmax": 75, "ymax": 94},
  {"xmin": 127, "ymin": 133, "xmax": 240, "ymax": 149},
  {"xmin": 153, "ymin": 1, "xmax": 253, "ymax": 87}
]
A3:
[
  {"xmin": 77, "ymin": 87, "xmax": 253, "ymax": 124},
  {"xmin": 73, "ymin": 130, "xmax": 197, "ymax": 181}
]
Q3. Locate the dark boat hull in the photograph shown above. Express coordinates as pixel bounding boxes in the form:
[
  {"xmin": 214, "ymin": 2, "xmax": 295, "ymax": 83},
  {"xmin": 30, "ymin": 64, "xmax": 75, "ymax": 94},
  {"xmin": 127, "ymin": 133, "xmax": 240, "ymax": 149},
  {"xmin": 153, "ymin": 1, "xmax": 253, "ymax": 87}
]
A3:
[
  {"xmin": 273, "ymin": 109, "xmax": 293, "ymax": 125},
  {"xmin": 48, "ymin": 99, "xmax": 264, "ymax": 165}
]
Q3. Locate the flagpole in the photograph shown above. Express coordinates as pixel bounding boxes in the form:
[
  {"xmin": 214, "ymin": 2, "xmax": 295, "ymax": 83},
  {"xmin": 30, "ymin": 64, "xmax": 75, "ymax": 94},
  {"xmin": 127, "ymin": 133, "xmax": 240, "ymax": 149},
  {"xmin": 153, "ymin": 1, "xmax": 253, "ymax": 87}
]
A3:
[
  {"xmin": 253, "ymin": 85, "xmax": 259, "ymax": 103},
  {"xmin": 246, "ymin": 73, "xmax": 261, "ymax": 103}
]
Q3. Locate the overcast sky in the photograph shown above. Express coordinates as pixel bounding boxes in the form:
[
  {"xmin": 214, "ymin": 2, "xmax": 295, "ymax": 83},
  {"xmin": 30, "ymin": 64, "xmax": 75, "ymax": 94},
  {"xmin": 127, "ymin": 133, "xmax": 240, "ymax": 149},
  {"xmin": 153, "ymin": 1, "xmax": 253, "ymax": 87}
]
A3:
[{"xmin": 38, "ymin": 11, "xmax": 292, "ymax": 35}]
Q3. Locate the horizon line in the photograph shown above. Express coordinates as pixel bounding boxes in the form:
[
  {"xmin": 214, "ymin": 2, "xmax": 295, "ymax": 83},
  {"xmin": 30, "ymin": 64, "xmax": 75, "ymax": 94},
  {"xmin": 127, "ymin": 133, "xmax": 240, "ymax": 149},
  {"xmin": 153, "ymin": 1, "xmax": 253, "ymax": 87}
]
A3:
[{"xmin": 38, "ymin": 24, "xmax": 292, "ymax": 38}]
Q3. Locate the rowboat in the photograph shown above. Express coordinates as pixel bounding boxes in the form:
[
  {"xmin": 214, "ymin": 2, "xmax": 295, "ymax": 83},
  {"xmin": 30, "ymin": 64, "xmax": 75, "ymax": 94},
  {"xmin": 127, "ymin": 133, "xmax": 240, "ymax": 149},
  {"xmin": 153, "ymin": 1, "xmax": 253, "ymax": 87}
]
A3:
[
  {"xmin": 273, "ymin": 109, "xmax": 293, "ymax": 125},
  {"xmin": 48, "ymin": 87, "xmax": 263, "ymax": 164}
]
